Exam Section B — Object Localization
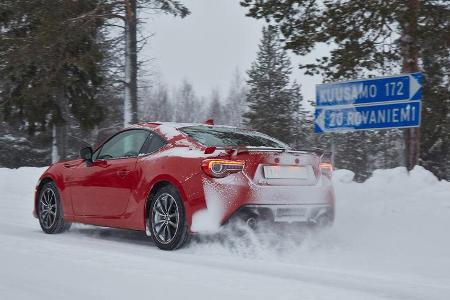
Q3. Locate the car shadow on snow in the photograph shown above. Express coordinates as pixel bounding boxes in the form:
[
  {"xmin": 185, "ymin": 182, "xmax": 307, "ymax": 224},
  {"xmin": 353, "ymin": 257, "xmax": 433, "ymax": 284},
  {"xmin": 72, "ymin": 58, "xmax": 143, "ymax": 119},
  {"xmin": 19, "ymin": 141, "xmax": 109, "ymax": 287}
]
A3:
[{"xmin": 54, "ymin": 222, "xmax": 327, "ymax": 255}]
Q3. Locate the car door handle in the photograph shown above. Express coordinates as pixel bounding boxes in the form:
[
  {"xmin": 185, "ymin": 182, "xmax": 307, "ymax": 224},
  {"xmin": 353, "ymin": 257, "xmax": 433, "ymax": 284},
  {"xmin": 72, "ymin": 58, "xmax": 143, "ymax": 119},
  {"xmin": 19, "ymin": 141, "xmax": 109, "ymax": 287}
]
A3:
[{"xmin": 117, "ymin": 170, "xmax": 130, "ymax": 178}]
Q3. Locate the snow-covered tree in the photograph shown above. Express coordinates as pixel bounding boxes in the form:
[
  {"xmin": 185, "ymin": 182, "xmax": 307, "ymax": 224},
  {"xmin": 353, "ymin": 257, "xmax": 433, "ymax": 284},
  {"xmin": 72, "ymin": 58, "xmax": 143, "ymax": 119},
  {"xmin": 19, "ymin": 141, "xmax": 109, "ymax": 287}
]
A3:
[
  {"xmin": 206, "ymin": 89, "xmax": 226, "ymax": 125},
  {"xmin": 224, "ymin": 69, "xmax": 247, "ymax": 127},
  {"xmin": 290, "ymin": 81, "xmax": 312, "ymax": 150},
  {"xmin": 121, "ymin": 0, "xmax": 189, "ymax": 126},
  {"xmin": 72, "ymin": 0, "xmax": 190, "ymax": 126},
  {"xmin": 141, "ymin": 83, "xmax": 173, "ymax": 122},
  {"xmin": 0, "ymin": 0, "xmax": 108, "ymax": 162},
  {"xmin": 241, "ymin": 0, "xmax": 450, "ymax": 178},
  {"xmin": 174, "ymin": 80, "xmax": 201, "ymax": 123},
  {"xmin": 244, "ymin": 26, "xmax": 301, "ymax": 144}
]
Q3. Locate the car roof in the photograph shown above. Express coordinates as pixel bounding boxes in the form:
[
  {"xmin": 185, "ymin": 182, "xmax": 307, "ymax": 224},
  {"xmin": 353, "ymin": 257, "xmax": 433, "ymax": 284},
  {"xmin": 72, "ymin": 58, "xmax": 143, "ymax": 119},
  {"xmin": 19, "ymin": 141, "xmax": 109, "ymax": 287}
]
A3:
[
  {"xmin": 138, "ymin": 121, "xmax": 238, "ymax": 130},
  {"xmin": 128, "ymin": 122, "xmax": 243, "ymax": 142}
]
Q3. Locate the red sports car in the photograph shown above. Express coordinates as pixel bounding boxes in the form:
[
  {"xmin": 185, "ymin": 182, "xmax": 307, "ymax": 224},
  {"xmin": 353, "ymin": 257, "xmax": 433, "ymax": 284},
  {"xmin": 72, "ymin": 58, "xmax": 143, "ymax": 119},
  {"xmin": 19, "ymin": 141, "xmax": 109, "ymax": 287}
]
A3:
[{"xmin": 34, "ymin": 122, "xmax": 335, "ymax": 250}]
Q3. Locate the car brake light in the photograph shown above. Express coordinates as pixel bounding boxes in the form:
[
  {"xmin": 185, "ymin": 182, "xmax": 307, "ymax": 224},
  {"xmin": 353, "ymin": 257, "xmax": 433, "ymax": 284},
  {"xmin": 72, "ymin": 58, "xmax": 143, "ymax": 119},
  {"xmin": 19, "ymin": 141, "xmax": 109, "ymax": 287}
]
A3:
[
  {"xmin": 320, "ymin": 162, "xmax": 333, "ymax": 178},
  {"xmin": 202, "ymin": 159, "xmax": 244, "ymax": 178}
]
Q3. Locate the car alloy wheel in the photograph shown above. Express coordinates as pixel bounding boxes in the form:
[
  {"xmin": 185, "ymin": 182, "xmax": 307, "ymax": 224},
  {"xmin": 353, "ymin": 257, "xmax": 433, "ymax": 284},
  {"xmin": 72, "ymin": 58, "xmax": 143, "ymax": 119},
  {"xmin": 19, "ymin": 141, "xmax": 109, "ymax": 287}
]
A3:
[
  {"xmin": 39, "ymin": 187, "xmax": 58, "ymax": 229},
  {"xmin": 151, "ymin": 193, "xmax": 180, "ymax": 245},
  {"xmin": 37, "ymin": 182, "xmax": 71, "ymax": 234}
]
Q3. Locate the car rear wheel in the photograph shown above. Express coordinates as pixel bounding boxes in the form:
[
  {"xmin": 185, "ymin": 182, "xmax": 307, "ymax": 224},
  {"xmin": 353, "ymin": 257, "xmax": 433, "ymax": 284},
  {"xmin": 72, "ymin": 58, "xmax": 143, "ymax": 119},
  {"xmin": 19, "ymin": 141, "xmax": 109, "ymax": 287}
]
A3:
[
  {"xmin": 149, "ymin": 185, "xmax": 189, "ymax": 250},
  {"xmin": 38, "ymin": 182, "xmax": 71, "ymax": 234}
]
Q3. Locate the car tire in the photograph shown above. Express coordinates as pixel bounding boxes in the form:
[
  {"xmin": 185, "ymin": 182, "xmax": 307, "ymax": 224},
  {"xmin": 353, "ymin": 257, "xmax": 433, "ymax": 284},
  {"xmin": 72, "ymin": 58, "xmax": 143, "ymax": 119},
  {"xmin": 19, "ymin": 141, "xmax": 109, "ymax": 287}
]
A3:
[
  {"xmin": 149, "ymin": 185, "xmax": 190, "ymax": 250},
  {"xmin": 38, "ymin": 182, "xmax": 71, "ymax": 234}
]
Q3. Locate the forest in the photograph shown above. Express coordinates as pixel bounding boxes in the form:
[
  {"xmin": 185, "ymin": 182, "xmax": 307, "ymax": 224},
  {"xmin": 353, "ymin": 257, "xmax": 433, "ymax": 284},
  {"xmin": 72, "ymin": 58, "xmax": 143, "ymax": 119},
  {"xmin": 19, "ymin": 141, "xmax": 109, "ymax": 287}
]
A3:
[{"xmin": 0, "ymin": 0, "xmax": 449, "ymax": 181}]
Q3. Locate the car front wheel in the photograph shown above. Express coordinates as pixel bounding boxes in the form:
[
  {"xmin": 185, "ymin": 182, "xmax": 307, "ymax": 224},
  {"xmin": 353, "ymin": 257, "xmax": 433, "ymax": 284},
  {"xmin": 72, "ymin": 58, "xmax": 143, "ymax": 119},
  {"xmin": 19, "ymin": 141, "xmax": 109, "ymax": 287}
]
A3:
[
  {"xmin": 38, "ymin": 182, "xmax": 71, "ymax": 234},
  {"xmin": 149, "ymin": 185, "xmax": 189, "ymax": 250}
]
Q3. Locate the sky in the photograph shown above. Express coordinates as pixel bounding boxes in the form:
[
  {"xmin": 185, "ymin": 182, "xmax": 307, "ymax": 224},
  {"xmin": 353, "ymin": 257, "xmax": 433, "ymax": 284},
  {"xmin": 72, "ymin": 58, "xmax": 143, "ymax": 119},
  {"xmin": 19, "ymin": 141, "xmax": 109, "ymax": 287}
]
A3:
[{"xmin": 141, "ymin": 0, "xmax": 323, "ymax": 104}]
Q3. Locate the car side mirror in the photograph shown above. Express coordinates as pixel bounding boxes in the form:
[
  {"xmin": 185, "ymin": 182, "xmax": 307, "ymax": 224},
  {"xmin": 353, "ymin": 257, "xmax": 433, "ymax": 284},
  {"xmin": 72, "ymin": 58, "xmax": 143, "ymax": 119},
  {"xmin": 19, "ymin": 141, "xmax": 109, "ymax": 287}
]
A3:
[{"xmin": 80, "ymin": 146, "xmax": 93, "ymax": 162}]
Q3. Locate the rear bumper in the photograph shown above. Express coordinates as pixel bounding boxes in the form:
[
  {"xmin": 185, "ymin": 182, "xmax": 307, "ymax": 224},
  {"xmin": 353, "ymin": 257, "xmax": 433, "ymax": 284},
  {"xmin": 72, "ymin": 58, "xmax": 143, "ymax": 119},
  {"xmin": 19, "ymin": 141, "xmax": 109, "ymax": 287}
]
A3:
[
  {"xmin": 228, "ymin": 204, "xmax": 334, "ymax": 224},
  {"xmin": 202, "ymin": 173, "xmax": 335, "ymax": 226}
]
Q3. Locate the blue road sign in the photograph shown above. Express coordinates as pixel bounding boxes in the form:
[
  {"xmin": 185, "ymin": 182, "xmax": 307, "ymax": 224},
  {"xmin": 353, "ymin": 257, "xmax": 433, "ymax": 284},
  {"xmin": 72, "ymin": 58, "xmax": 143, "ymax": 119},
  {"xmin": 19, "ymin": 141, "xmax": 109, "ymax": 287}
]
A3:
[
  {"xmin": 314, "ymin": 101, "xmax": 421, "ymax": 133},
  {"xmin": 314, "ymin": 72, "xmax": 423, "ymax": 133},
  {"xmin": 316, "ymin": 72, "xmax": 422, "ymax": 107}
]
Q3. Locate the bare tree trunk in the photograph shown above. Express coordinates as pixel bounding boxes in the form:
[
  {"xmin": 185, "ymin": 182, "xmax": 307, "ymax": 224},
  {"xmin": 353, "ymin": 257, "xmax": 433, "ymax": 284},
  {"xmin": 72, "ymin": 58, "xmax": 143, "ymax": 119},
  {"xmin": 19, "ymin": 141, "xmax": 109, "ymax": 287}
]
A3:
[
  {"xmin": 51, "ymin": 124, "xmax": 59, "ymax": 163},
  {"xmin": 124, "ymin": 0, "xmax": 138, "ymax": 126},
  {"xmin": 400, "ymin": 0, "xmax": 420, "ymax": 170},
  {"xmin": 51, "ymin": 120, "xmax": 68, "ymax": 163},
  {"xmin": 52, "ymin": 88, "xmax": 68, "ymax": 163},
  {"xmin": 55, "ymin": 123, "xmax": 67, "ymax": 161}
]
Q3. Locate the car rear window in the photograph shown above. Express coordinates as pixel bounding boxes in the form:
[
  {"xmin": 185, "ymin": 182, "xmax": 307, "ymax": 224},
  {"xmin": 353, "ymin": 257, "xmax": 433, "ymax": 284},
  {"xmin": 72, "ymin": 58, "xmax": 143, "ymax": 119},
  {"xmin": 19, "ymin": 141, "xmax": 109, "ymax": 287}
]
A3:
[{"xmin": 179, "ymin": 126, "xmax": 288, "ymax": 148}]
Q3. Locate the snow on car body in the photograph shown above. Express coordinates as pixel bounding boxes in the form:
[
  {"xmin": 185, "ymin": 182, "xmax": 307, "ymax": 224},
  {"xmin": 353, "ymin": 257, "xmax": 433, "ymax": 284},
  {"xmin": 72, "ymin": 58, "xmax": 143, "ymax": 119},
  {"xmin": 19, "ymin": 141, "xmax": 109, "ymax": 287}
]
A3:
[{"xmin": 34, "ymin": 122, "xmax": 335, "ymax": 250}]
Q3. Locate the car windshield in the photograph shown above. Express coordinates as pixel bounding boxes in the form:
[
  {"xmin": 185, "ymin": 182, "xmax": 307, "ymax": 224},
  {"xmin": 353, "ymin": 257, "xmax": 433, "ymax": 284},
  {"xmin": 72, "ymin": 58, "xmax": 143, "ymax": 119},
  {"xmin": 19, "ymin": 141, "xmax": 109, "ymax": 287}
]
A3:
[{"xmin": 179, "ymin": 126, "xmax": 289, "ymax": 148}]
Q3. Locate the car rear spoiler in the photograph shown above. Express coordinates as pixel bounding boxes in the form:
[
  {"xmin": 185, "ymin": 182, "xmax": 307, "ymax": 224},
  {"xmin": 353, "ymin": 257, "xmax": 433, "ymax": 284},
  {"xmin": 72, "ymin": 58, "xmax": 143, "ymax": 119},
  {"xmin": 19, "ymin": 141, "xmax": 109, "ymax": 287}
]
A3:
[{"xmin": 212, "ymin": 146, "xmax": 332, "ymax": 160}]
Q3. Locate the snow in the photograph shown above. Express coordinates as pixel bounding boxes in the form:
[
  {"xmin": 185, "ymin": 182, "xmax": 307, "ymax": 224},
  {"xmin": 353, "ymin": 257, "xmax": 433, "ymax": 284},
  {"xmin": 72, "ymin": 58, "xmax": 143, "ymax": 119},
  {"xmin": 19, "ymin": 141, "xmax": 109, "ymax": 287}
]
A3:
[
  {"xmin": 151, "ymin": 147, "xmax": 208, "ymax": 158},
  {"xmin": 156, "ymin": 122, "xmax": 238, "ymax": 129},
  {"xmin": 1, "ymin": 166, "xmax": 450, "ymax": 299},
  {"xmin": 155, "ymin": 123, "xmax": 183, "ymax": 139},
  {"xmin": 191, "ymin": 179, "xmax": 228, "ymax": 233},
  {"xmin": 0, "ymin": 134, "xmax": 27, "ymax": 142}
]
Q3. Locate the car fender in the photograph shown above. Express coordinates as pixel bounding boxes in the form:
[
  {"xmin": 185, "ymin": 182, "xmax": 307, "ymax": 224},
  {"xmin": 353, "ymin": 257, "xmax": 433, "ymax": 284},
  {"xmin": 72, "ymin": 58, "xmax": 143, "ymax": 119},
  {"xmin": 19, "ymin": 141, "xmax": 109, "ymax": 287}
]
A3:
[
  {"xmin": 34, "ymin": 164, "xmax": 74, "ymax": 217},
  {"xmin": 144, "ymin": 174, "xmax": 195, "ymax": 226}
]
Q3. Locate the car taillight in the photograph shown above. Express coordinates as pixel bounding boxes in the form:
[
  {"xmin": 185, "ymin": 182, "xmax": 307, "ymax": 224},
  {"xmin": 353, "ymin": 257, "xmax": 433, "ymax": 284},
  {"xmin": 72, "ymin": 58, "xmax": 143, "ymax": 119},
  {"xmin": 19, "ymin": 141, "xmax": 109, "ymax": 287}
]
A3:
[
  {"xmin": 320, "ymin": 162, "xmax": 333, "ymax": 178},
  {"xmin": 202, "ymin": 159, "xmax": 244, "ymax": 178}
]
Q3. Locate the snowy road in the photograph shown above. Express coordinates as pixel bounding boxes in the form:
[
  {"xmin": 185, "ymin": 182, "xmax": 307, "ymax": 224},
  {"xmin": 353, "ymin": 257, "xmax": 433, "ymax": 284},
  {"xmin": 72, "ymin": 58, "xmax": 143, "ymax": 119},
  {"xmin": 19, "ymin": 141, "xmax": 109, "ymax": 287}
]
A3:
[{"xmin": 1, "ymin": 167, "xmax": 449, "ymax": 300}]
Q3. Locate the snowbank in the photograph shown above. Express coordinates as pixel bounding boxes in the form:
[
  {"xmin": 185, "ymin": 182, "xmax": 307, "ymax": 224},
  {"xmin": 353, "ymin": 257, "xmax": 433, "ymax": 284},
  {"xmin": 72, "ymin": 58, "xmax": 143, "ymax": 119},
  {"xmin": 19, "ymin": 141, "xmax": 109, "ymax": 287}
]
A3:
[
  {"xmin": 331, "ymin": 166, "xmax": 450, "ymax": 270},
  {"xmin": 188, "ymin": 166, "xmax": 450, "ymax": 298},
  {"xmin": 0, "ymin": 167, "xmax": 46, "ymax": 200}
]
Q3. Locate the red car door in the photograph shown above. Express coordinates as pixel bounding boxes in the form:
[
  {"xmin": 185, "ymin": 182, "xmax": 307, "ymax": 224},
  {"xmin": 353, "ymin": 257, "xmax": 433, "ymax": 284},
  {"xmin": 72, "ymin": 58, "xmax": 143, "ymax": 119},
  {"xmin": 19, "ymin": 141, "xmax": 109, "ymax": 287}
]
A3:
[{"xmin": 70, "ymin": 129, "xmax": 150, "ymax": 217}]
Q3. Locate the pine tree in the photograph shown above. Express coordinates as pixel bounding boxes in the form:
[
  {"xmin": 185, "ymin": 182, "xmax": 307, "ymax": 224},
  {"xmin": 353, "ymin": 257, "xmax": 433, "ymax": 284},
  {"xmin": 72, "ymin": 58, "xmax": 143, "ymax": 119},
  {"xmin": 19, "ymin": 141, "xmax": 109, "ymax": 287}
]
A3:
[
  {"xmin": 290, "ymin": 81, "xmax": 312, "ymax": 149},
  {"xmin": 225, "ymin": 69, "xmax": 247, "ymax": 127},
  {"xmin": 378, "ymin": 130, "xmax": 404, "ymax": 169},
  {"xmin": 58, "ymin": 0, "xmax": 190, "ymax": 126},
  {"xmin": 142, "ymin": 83, "xmax": 173, "ymax": 122},
  {"xmin": 0, "ymin": 121, "xmax": 51, "ymax": 168},
  {"xmin": 0, "ymin": 0, "xmax": 108, "ymax": 161},
  {"xmin": 340, "ymin": 132, "xmax": 373, "ymax": 181},
  {"xmin": 122, "ymin": 0, "xmax": 189, "ymax": 126},
  {"xmin": 74, "ymin": 0, "xmax": 190, "ymax": 126},
  {"xmin": 244, "ymin": 26, "xmax": 300, "ymax": 145},
  {"xmin": 174, "ymin": 80, "xmax": 201, "ymax": 123},
  {"xmin": 207, "ymin": 89, "xmax": 225, "ymax": 125},
  {"xmin": 418, "ymin": 5, "xmax": 450, "ymax": 179}
]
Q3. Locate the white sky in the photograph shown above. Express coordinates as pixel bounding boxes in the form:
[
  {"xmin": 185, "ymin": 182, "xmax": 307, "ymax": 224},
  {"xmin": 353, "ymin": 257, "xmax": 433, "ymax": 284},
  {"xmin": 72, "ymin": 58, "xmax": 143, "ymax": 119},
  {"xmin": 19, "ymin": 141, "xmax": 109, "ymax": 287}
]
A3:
[{"xmin": 141, "ymin": 0, "xmax": 324, "ymax": 104}]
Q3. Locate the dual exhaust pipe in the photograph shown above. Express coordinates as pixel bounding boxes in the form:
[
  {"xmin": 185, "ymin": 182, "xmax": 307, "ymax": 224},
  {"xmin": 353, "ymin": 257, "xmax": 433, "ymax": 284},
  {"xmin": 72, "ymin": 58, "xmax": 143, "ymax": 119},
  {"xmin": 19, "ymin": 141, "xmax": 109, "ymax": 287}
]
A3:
[{"xmin": 241, "ymin": 206, "xmax": 331, "ymax": 229}]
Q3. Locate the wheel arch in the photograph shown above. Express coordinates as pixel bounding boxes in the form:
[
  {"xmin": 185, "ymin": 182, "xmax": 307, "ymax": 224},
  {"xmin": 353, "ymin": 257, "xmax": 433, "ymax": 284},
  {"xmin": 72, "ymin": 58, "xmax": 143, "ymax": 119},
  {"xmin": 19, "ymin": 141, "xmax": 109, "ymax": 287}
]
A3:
[
  {"xmin": 144, "ymin": 175, "xmax": 191, "ymax": 230},
  {"xmin": 34, "ymin": 176, "xmax": 56, "ymax": 215}
]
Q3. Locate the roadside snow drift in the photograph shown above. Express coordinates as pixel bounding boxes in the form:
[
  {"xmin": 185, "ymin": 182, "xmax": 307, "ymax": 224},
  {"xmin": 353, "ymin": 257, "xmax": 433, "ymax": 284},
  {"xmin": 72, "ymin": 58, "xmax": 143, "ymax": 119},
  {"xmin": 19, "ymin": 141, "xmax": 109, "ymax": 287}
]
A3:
[{"xmin": 0, "ymin": 166, "xmax": 449, "ymax": 299}]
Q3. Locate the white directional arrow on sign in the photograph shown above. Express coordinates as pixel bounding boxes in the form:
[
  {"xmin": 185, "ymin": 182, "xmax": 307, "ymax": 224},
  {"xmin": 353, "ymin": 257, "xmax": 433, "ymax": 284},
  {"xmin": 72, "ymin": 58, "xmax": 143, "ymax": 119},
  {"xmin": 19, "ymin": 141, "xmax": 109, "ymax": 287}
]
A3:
[
  {"xmin": 315, "ymin": 109, "xmax": 326, "ymax": 133},
  {"xmin": 409, "ymin": 74, "xmax": 421, "ymax": 99}
]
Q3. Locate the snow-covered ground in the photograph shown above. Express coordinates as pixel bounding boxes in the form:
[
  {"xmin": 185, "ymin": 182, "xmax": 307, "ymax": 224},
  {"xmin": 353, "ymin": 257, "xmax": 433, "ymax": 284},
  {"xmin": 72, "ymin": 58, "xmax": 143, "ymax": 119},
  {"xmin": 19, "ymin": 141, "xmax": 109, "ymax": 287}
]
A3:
[{"xmin": 1, "ymin": 166, "xmax": 449, "ymax": 299}]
